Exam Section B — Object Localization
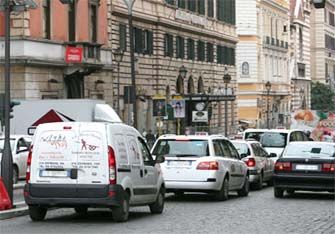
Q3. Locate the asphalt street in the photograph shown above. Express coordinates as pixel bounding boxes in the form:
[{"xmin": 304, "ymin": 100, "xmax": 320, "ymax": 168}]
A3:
[{"xmin": 1, "ymin": 186, "xmax": 334, "ymax": 234}]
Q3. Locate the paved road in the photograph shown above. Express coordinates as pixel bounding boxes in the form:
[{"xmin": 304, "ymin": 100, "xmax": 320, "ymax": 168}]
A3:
[{"xmin": 1, "ymin": 186, "xmax": 334, "ymax": 234}]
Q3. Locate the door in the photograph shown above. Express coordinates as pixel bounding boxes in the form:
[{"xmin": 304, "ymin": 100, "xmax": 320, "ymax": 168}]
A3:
[
  {"xmin": 137, "ymin": 137, "xmax": 158, "ymax": 202},
  {"xmin": 15, "ymin": 137, "xmax": 30, "ymax": 178},
  {"xmin": 218, "ymin": 140, "xmax": 239, "ymax": 188},
  {"xmin": 259, "ymin": 145, "xmax": 274, "ymax": 179},
  {"xmin": 226, "ymin": 141, "xmax": 245, "ymax": 188},
  {"xmin": 251, "ymin": 143, "xmax": 266, "ymax": 176}
]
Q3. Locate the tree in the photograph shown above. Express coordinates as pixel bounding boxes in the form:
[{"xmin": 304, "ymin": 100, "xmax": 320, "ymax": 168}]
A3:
[{"xmin": 311, "ymin": 82, "xmax": 335, "ymax": 111}]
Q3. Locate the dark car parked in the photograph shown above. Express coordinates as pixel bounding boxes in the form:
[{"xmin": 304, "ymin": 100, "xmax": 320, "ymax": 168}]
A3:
[{"xmin": 273, "ymin": 142, "xmax": 335, "ymax": 198}]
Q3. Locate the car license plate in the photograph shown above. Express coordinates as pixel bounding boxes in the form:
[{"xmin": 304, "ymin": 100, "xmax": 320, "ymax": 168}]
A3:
[
  {"xmin": 168, "ymin": 160, "xmax": 191, "ymax": 167},
  {"xmin": 40, "ymin": 170, "xmax": 69, "ymax": 177},
  {"xmin": 295, "ymin": 164, "xmax": 319, "ymax": 171}
]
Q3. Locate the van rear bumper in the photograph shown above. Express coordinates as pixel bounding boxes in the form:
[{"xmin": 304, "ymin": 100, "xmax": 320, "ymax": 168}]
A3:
[{"xmin": 24, "ymin": 184, "xmax": 126, "ymax": 208}]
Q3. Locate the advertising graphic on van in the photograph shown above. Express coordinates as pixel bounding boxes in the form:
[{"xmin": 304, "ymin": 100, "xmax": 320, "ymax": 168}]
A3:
[{"xmin": 41, "ymin": 134, "xmax": 68, "ymax": 149}]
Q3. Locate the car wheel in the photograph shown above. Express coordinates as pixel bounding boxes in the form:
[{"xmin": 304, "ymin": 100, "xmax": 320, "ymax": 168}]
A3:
[
  {"xmin": 274, "ymin": 187, "xmax": 284, "ymax": 198},
  {"xmin": 112, "ymin": 193, "xmax": 130, "ymax": 222},
  {"xmin": 29, "ymin": 206, "xmax": 47, "ymax": 221},
  {"xmin": 74, "ymin": 207, "xmax": 88, "ymax": 215},
  {"xmin": 237, "ymin": 175, "xmax": 249, "ymax": 197},
  {"xmin": 286, "ymin": 189, "xmax": 295, "ymax": 195},
  {"xmin": 253, "ymin": 173, "xmax": 263, "ymax": 190},
  {"xmin": 215, "ymin": 177, "xmax": 229, "ymax": 201},
  {"xmin": 149, "ymin": 187, "xmax": 165, "ymax": 214},
  {"xmin": 13, "ymin": 166, "xmax": 19, "ymax": 184},
  {"xmin": 267, "ymin": 178, "xmax": 274, "ymax": 186}
]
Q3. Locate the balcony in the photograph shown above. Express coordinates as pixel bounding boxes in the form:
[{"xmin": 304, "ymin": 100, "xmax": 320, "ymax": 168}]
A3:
[{"xmin": 65, "ymin": 41, "xmax": 102, "ymax": 64}]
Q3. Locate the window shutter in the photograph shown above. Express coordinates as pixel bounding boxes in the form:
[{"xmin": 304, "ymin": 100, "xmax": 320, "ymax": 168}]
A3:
[
  {"xmin": 178, "ymin": 0, "xmax": 186, "ymax": 9},
  {"xmin": 207, "ymin": 0, "xmax": 214, "ymax": 18},
  {"xmin": 207, "ymin": 42, "xmax": 213, "ymax": 62},
  {"xmin": 198, "ymin": 0, "xmax": 205, "ymax": 15},
  {"xmin": 119, "ymin": 24, "xmax": 127, "ymax": 51},
  {"xmin": 147, "ymin": 31, "xmax": 153, "ymax": 55},
  {"xmin": 181, "ymin": 37, "xmax": 185, "ymax": 59},
  {"xmin": 168, "ymin": 35, "xmax": 173, "ymax": 57},
  {"xmin": 188, "ymin": 0, "xmax": 196, "ymax": 12},
  {"xmin": 188, "ymin": 39, "xmax": 194, "ymax": 60}
]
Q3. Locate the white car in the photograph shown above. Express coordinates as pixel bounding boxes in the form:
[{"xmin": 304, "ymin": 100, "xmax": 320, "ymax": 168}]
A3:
[
  {"xmin": 151, "ymin": 134, "xmax": 249, "ymax": 201},
  {"xmin": 24, "ymin": 120, "xmax": 165, "ymax": 222},
  {"xmin": 231, "ymin": 140, "xmax": 275, "ymax": 190},
  {"xmin": 0, "ymin": 135, "xmax": 32, "ymax": 184}
]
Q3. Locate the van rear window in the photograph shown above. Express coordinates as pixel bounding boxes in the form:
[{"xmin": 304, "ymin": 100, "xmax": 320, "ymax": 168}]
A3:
[{"xmin": 152, "ymin": 140, "xmax": 209, "ymax": 157}]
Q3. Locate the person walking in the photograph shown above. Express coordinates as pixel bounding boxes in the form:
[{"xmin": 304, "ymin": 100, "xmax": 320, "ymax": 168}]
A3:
[{"xmin": 145, "ymin": 130, "xmax": 156, "ymax": 149}]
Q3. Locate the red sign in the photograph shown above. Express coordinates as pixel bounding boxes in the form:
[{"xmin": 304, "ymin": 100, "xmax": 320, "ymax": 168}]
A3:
[{"xmin": 65, "ymin": 46, "xmax": 83, "ymax": 63}]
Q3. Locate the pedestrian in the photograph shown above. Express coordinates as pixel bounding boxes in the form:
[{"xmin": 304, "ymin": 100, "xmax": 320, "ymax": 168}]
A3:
[{"xmin": 145, "ymin": 129, "xmax": 156, "ymax": 149}]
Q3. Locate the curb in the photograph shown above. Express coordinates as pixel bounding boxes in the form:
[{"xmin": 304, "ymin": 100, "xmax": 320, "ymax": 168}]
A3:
[{"xmin": 0, "ymin": 202, "xmax": 28, "ymax": 220}]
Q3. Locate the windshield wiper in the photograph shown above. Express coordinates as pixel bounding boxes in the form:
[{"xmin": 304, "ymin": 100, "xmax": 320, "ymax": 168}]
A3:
[{"xmin": 176, "ymin": 154, "xmax": 199, "ymax": 157}]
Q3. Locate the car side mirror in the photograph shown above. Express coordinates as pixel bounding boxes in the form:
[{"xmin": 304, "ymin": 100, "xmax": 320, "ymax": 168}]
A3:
[
  {"xmin": 240, "ymin": 153, "xmax": 248, "ymax": 159},
  {"xmin": 155, "ymin": 154, "xmax": 165, "ymax": 164},
  {"xmin": 17, "ymin": 146, "xmax": 28, "ymax": 154},
  {"xmin": 269, "ymin": 153, "xmax": 277, "ymax": 158}
]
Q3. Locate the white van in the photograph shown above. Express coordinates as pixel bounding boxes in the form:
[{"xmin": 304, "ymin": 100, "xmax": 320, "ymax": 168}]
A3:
[{"xmin": 24, "ymin": 122, "xmax": 165, "ymax": 222}]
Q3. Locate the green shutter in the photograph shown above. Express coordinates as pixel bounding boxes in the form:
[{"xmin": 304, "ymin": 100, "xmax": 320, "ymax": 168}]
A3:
[
  {"xmin": 198, "ymin": 0, "xmax": 205, "ymax": 15},
  {"xmin": 188, "ymin": 0, "xmax": 196, "ymax": 12},
  {"xmin": 168, "ymin": 35, "xmax": 173, "ymax": 57},
  {"xmin": 188, "ymin": 39, "xmax": 194, "ymax": 60},
  {"xmin": 181, "ymin": 37, "xmax": 185, "ymax": 59},
  {"xmin": 178, "ymin": 0, "xmax": 185, "ymax": 8},
  {"xmin": 147, "ymin": 31, "xmax": 153, "ymax": 55},
  {"xmin": 119, "ymin": 24, "xmax": 127, "ymax": 51},
  {"xmin": 207, "ymin": 42, "xmax": 213, "ymax": 62},
  {"xmin": 134, "ymin": 27, "xmax": 143, "ymax": 53},
  {"xmin": 207, "ymin": 0, "xmax": 214, "ymax": 17},
  {"xmin": 217, "ymin": 0, "xmax": 224, "ymax": 21}
]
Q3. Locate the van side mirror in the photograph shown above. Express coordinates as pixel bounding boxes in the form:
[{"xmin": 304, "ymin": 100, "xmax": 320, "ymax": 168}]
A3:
[
  {"xmin": 269, "ymin": 153, "xmax": 277, "ymax": 158},
  {"xmin": 155, "ymin": 155, "xmax": 165, "ymax": 164}
]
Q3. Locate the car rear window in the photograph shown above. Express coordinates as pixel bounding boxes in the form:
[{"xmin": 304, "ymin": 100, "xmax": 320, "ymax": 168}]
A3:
[
  {"xmin": 232, "ymin": 142, "xmax": 250, "ymax": 156},
  {"xmin": 283, "ymin": 144, "xmax": 335, "ymax": 158},
  {"xmin": 152, "ymin": 140, "xmax": 209, "ymax": 157},
  {"xmin": 244, "ymin": 132, "xmax": 264, "ymax": 141},
  {"xmin": 260, "ymin": 132, "xmax": 288, "ymax": 148}
]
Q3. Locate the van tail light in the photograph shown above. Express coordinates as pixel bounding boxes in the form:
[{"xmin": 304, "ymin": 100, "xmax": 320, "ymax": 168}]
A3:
[
  {"xmin": 275, "ymin": 162, "xmax": 292, "ymax": 172},
  {"xmin": 245, "ymin": 158, "xmax": 256, "ymax": 167},
  {"xmin": 26, "ymin": 145, "xmax": 33, "ymax": 183},
  {"xmin": 108, "ymin": 146, "xmax": 116, "ymax": 184},
  {"xmin": 196, "ymin": 161, "xmax": 219, "ymax": 170},
  {"xmin": 322, "ymin": 163, "xmax": 335, "ymax": 172}
]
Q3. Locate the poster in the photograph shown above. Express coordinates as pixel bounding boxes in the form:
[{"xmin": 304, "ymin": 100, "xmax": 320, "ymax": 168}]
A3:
[
  {"xmin": 153, "ymin": 98, "xmax": 166, "ymax": 117},
  {"xmin": 171, "ymin": 99, "xmax": 185, "ymax": 118}
]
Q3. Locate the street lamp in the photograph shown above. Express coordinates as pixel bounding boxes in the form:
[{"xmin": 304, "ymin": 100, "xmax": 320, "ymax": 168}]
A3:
[
  {"xmin": 0, "ymin": 0, "xmax": 37, "ymax": 207},
  {"xmin": 179, "ymin": 65, "xmax": 188, "ymax": 79},
  {"xmin": 113, "ymin": 47, "xmax": 124, "ymax": 115},
  {"xmin": 122, "ymin": 0, "xmax": 137, "ymax": 128},
  {"xmin": 223, "ymin": 66, "xmax": 231, "ymax": 137},
  {"xmin": 176, "ymin": 65, "xmax": 187, "ymax": 135},
  {"xmin": 299, "ymin": 88, "xmax": 306, "ymax": 109},
  {"xmin": 265, "ymin": 81, "xmax": 272, "ymax": 129}
]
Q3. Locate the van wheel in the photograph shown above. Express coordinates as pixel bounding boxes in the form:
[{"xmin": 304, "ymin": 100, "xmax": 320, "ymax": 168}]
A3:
[
  {"xmin": 29, "ymin": 206, "xmax": 47, "ymax": 221},
  {"xmin": 13, "ymin": 166, "xmax": 18, "ymax": 184},
  {"xmin": 149, "ymin": 187, "xmax": 165, "ymax": 214},
  {"xmin": 214, "ymin": 177, "xmax": 229, "ymax": 201},
  {"xmin": 74, "ymin": 207, "xmax": 88, "ymax": 215},
  {"xmin": 274, "ymin": 187, "xmax": 284, "ymax": 198},
  {"xmin": 237, "ymin": 175, "xmax": 249, "ymax": 197},
  {"xmin": 112, "ymin": 193, "xmax": 129, "ymax": 222}
]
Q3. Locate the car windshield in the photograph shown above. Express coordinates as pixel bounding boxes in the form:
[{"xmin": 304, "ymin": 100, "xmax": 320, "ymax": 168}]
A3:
[
  {"xmin": 232, "ymin": 142, "xmax": 250, "ymax": 157},
  {"xmin": 152, "ymin": 140, "xmax": 209, "ymax": 157},
  {"xmin": 0, "ymin": 139, "xmax": 15, "ymax": 153},
  {"xmin": 284, "ymin": 144, "xmax": 335, "ymax": 158},
  {"xmin": 244, "ymin": 132, "xmax": 264, "ymax": 141},
  {"xmin": 260, "ymin": 132, "xmax": 288, "ymax": 148}
]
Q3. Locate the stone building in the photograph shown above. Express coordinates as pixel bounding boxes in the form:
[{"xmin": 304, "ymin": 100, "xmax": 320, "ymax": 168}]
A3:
[
  {"xmin": 289, "ymin": 0, "xmax": 312, "ymax": 111},
  {"xmin": 236, "ymin": 0, "xmax": 291, "ymax": 128},
  {"xmin": 110, "ymin": 0, "xmax": 238, "ymax": 135},
  {"xmin": 0, "ymin": 0, "xmax": 113, "ymax": 103},
  {"xmin": 310, "ymin": 0, "xmax": 335, "ymax": 90}
]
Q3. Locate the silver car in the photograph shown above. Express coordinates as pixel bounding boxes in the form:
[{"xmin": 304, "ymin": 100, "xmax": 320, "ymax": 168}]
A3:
[
  {"xmin": 232, "ymin": 140, "xmax": 275, "ymax": 190},
  {"xmin": 151, "ymin": 135, "xmax": 249, "ymax": 201}
]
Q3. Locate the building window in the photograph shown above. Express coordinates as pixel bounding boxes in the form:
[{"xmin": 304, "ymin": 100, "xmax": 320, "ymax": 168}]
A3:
[
  {"xmin": 298, "ymin": 63, "xmax": 305, "ymax": 77},
  {"xmin": 178, "ymin": 0, "xmax": 186, "ymax": 9},
  {"xmin": 188, "ymin": 0, "xmax": 196, "ymax": 12},
  {"xmin": 68, "ymin": 1, "xmax": 76, "ymax": 41},
  {"xmin": 165, "ymin": 0, "xmax": 175, "ymax": 5},
  {"xmin": 197, "ymin": 40, "xmax": 205, "ymax": 61},
  {"xmin": 216, "ymin": 0, "xmax": 235, "ymax": 24},
  {"xmin": 176, "ymin": 36, "xmax": 185, "ymax": 59},
  {"xmin": 134, "ymin": 27, "xmax": 143, "ymax": 53},
  {"xmin": 197, "ymin": 0, "xmax": 205, "ymax": 15},
  {"xmin": 187, "ymin": 38, "xmax": 195, "ymax": 60},
  {"xmin": 134, "ymin": 28, "xmax": 153, "ymax": 55},
  {"xmin": 187, "ymin": 76, "xmax": 195, "ymax": 94},
  {"xmin": 42, "ymin": 0, "xmax": 51, "ymax": 39},
  {"xmin": 325, "ymin": 34, "xmax": 335, "ymax": 50},
  {"xmin": 242, "ymin": 62, "xmax": 249, "ymax": 75},
  {"xmin": 217, "ymin": 45, "xmax": 224, "ymax": 64},
  {"xmin": 329, "ymin": 12, "xmax": 335, "ymax": 26},
  {"xmin": 206, "ymin": 42, "xmax": 213, "ymax": 62},
  {"xmin": 207, "ymin": 0, "xmax": 214, "ymax": 17},
  {"xmin": 299, "ymin": 27, "xmax": 303, "ymax": 59},
  {"xmin": 198, "ymin": 76, "xmax": 204, "ymax": 93},
  {"xmin": 119, "ymin": 24, "xmax": 127, "ymax": 51},
  {"xmin": 164, "ymin": 34, "xmax": 174, "ymax": 57},
  {"xmin": 89, "ymin": 3, "xmax": 98, "ymax": 42}
]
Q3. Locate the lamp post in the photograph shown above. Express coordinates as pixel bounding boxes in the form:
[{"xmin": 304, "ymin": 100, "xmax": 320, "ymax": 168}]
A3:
[
  {"xmin": 177, "ymin": 65, "xmax": 187, "ymax": 135},
  {"xmin": 122, "ymin": 0, "xmax": 137, "ymax": 128},
  {"xmin": 0, "ymin": 0, "xmax": 37, "ymax": 207},
  {"xmin": 265, "ymin": 81, "xmax": 272, "ymax": 129},
  {"xmin": 299, "ymin": 88, "xmax": 306, "ymax": 109},
  {"xmin": 113, "ymin": 48, "xmax": 124, "ymax": 115},
  {"xmin": 223, "ymin": 67, "xmax": 231, "ymax": 137}
]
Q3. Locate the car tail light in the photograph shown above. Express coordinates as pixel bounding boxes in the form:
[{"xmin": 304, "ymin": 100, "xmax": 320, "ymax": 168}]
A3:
[
  {"xmin": 245, "ymin": 158, "xmax": 256, "ymax": 167},
  {"xmin": 108, "ymin": 146, "xmax": 116, "ymax": 184},
  {"xmin": 275, "ymin": 162, "xmax": 291, "ymax": 171},
  {"xmin": 196, "ymin": 161, "xmax": 219, "ymax": 170},
  {"xmin": 26, "ymin": 145, "xmax": 33, "ymax": 183},
  {"xmin": 322, "ymin": 163, "xmax": 335, "ymax": 172}
]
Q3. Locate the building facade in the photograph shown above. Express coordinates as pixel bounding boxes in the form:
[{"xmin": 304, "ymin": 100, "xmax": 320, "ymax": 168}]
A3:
[
  {"xmin": 0, "ymin": 0, "xmax": 113, "ymax": 103},
  {"xmin": 310, "ymin": 0, "xmax": 335, "ymax": 90},
  {"xmin": 111, "ymin": 0, "xmax": 238, "ymax": 135},
  {"xmin": 289, "ymin": 0, "xmax": 312, "ymax": 111},
  {"xmin": 236, "ymin": 0, "xmax": 291, "ymax": 128}
]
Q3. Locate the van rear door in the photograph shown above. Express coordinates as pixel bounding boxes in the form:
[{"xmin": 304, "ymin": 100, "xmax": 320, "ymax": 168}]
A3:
[{"xmin": 31, "ymin": 124, "xmax": 80, "ymax": 185}]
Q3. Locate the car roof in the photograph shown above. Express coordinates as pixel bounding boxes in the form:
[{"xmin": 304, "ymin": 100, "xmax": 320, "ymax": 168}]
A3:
[
  {"xmin": 244, "ymin": 129, "xmax": 301, "ymax": 134},
  {"xmin": 231, "ymin": 140, "xmax": 259, "ymax": 145},
  {"xmin": 157, "ymin": 134, "xmax": 227, "ymax": 140},
  {"xmin": 288, "ymin": 141, "xmax": 335, "ymax": 146}
]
